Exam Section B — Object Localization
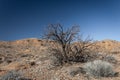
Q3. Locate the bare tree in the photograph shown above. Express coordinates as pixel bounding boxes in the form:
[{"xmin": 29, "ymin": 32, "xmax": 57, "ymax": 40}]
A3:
[
  {"xmin": 43, "ymin": 24, "xmax": 95, "ymax": 63},
  {"xmin": 69, "ymin": 36, "xmax": 96, "ymax": 62},
  {"xmin": 44, "ymin": 24, "xmax": 79, "ymax": 62}
]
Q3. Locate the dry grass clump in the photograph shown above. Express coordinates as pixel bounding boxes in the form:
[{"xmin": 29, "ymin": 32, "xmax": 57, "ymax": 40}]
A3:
[
  {"xmin": 102, "ymin": 54, "xmax": 117, "ymax": 64},
  {"xmin": 83, "ymin": 60, "xmax": 116, "ymax": 78},
  {"xmin": 88, "ymin": 53, "xmax": 118, "ymax": 64},
  {"xmin": 0, "ymin": 70, "xmax": 31, "ymax": 80}
]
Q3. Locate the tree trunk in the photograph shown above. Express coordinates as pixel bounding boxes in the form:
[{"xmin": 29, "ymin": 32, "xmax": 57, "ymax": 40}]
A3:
[{"xmin": 62, "ymin": 45, "xmax": 68, "ymax": 63}]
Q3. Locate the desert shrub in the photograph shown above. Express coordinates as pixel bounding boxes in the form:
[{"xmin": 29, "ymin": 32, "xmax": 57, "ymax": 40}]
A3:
[
  {"xmin": 43, "ymin": 24, "xmax": 95, "ymax": 64},
  {"xmin": 50, "ymin": 49, "xmax": 64, "ymax": 66},
  {"xmin": 21, "ymin": 54, "xmax": 31, "ymax": 57},
  {"xmin": 102, "ymin": 54, "xmax": 117, "ymax": 64},
  {"xmin": 0, "ymin": 57, "xmax": 4, "ymax": 64},
  {"xmin": 68, "ymin": 52, "xmax": 91, "ymax": 63},
  {"xmin": 86, "ymin": 53, "xmax": 102, "ymax": 62},
  {"xmin": 68, "ymin": 67, "xmax": 85, "ymax": 77},
  {"xmin": 29, "ymin": 61, "xmax": 36, "ymax": 66},
  {"xmin": 1, "ymin": 70, "xmax": 21, "ymax": 80},
  {"xmin": 83, "ymin": 60, "xmax": 116, "ymax": 78},
  {"xmin": 86, "ymin": 53, "xmax": 117, "ymax": 64},
  {"xmin": 1, "ymin": 70, "xmax": 31, "ymax": 80}
]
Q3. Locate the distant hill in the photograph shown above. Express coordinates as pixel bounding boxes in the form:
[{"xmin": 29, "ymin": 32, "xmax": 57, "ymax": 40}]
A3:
[
  {"xmin": 1, "ymin": 38, "xmax": 120, "ymax": 53},
  {"xmin": 94, "ymin": 39, "xmax": 120, "ymax": 53}
]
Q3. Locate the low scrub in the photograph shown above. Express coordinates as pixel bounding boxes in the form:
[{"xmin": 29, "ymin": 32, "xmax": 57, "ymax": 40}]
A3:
[
  {"xmin": 102, "ymin": 54, "xmax": 117, "ymax": 64},
  {"xmin": 50, "ymin": 49, "xmax": 64, "ymax": 66},
  {"xmin": 83, "ymin": 60, "xmax": 116, "ymax": 78},
  {"xmin": 1, "ymin": 70, "xmax": 31, "ymax": 80}
]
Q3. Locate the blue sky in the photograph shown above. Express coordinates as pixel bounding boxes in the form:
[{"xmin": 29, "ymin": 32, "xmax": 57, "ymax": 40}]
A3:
[{"xmin": 0, "ymin": 0, "xmax": 120, "ymax": 41}]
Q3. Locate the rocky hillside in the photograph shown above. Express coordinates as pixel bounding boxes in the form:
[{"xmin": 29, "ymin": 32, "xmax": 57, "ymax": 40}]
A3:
[
  {"xmin": 0, "ymin": 38, "xmax": 120, "ymax": 80},
  {"xmin": 95, "ymin": 39, "xmax": 120, "ymax": 53}
]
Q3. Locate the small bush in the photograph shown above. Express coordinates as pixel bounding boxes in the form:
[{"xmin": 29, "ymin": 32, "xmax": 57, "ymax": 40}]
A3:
[
  {"xmin": 87, "ymin": 53, "xmax": 117, "ymax": 64},
  {"xmin": 50, "ymin": 49, "xmax": 63, "ymax": 66},
  {"xmin": 68, "ymin": 52, "xmax": 91, "ymax": 63},
  {"xmin": 83, "ymin": 60, "xmax": 116, "ymax": 77},
  {"xmin": 68, "ymin": 67, "xmax": 85, "ymax": 77},
  {"xmin": 1, "ymin": 70, "xmax": 31, "ymax": 80},
  {"xmin": 102, "ymin": 54, "xmax": 117, "ymax": 64}
]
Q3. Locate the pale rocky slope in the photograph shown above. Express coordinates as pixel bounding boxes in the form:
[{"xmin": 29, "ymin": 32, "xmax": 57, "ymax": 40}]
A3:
[{"xmin": 0, "ymin": 38, "xmax": 120, "ymax": 80}]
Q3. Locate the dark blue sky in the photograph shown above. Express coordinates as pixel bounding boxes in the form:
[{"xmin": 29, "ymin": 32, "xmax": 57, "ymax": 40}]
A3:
[{"xmin": 0, "ymin": 0, "xmax": 120, "ymax": 41}]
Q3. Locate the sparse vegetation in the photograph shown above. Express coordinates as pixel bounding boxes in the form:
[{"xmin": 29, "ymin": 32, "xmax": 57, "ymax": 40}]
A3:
[
  {"xmin": 68, "ymin": 67, "xmax": 85, "ymax": 77},
  {"xmin": 44, "ymin": 24, "xmax": 80, "ymax": 63},
  {"xmin": 43, "ymin": 24, "xmax": 95, "ymax": 65},
  {"xmin": 83, "ymin": 60, "xmax": 116, "ymax": 78},
  {"xmin": 102, "ymin": 54, "xmax": 117, "ymax": 64},
  {"xmin": 50, "ymin": 50, "xmax": 63, "ymax": 66},
  {"xmin": 0, "ymin": 70, "xmax": 31, "ymax": 80}
]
